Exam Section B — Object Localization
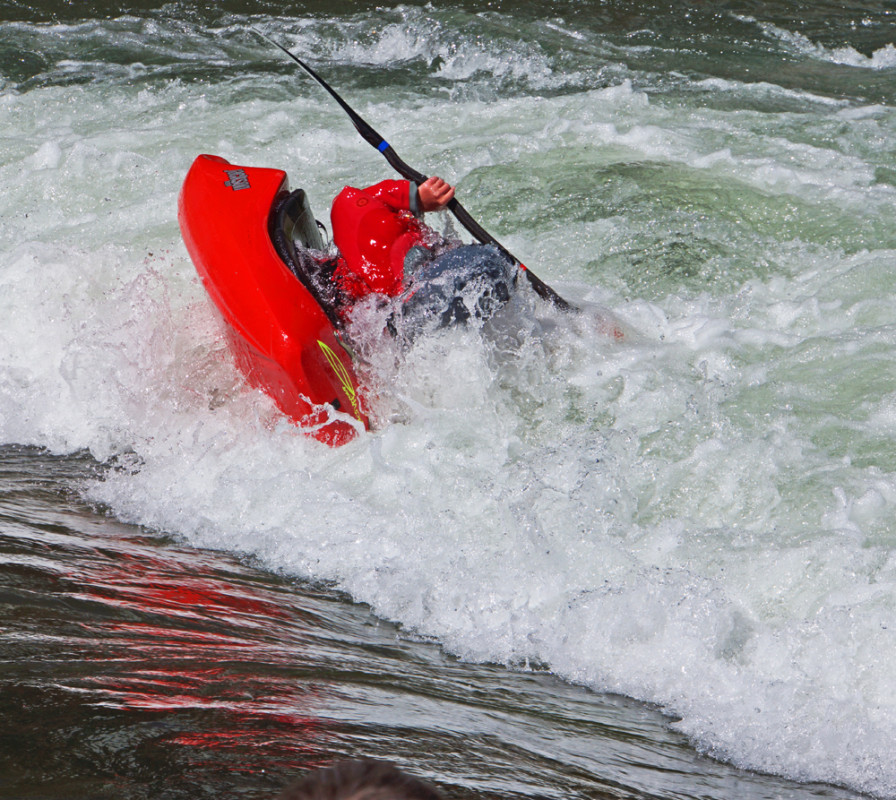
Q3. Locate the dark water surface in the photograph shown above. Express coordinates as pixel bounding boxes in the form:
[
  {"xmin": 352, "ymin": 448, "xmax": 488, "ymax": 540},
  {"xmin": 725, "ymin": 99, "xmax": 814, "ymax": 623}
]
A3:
[{"xmin": 0, "ymin": 445, "xmax": 867, "ymax": 799}]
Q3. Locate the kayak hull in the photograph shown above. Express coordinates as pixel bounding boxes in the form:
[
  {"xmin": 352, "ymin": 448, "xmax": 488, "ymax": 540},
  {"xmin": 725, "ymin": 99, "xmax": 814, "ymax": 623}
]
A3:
[{"xmin": 178, "ymin": 154, "xmax": 368, "ymax": 446}]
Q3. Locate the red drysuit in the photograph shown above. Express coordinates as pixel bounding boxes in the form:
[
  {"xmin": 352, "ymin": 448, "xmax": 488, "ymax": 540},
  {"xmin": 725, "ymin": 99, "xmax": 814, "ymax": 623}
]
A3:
[{"xmin": 330, "ymin": 179, "xmax": 429, "ymax": 302}]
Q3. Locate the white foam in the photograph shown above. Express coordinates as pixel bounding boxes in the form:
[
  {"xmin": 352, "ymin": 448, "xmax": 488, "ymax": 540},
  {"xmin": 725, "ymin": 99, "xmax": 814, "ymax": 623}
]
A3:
[{"xmin": 737, "ymin": 15, "xmax": 896, "ymax": 71}]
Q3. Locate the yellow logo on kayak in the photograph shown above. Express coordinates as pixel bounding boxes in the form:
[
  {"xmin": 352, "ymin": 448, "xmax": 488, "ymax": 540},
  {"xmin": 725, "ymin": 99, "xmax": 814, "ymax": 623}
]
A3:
[{"xmin": 317, "ymin": 340, "xmax": 361, "ymax": 420}]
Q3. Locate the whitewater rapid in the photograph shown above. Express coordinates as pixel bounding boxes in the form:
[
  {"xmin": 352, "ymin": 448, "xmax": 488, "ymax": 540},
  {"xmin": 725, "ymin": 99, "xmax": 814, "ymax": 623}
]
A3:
[{"xmin": 2, "ymin": 7, "xmax": 896, "ymax": 797}]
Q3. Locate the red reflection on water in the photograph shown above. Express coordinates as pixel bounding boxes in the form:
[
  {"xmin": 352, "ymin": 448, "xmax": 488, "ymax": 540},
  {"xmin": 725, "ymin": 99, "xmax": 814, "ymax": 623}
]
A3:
[
  {"xmin": 75, "ymin": 550, "xmax": 293, "ymax": 629},
  {"xmin": 65, "ymin": 546, "xmax": 330, "ymax": 771}
]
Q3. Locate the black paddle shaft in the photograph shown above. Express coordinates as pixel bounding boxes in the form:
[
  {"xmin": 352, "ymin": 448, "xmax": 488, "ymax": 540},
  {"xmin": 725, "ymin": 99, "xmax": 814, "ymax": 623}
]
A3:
[{"xmin": 257, "ymin": 31, "xmax": 575, "ymax": 312}]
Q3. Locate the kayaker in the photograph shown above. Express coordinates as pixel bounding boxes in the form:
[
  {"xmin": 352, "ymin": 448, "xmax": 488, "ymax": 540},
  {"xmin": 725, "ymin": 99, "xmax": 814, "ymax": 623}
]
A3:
[{"xmin": 329, "ymin": 176, "xmax": 517, "ymax": 334}]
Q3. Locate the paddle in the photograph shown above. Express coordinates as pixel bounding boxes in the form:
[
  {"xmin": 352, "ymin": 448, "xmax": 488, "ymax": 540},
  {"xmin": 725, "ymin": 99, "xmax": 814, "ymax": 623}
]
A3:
[{"xmin": 254, "ymin": 30, "xmax": 576, "ymax": 312}]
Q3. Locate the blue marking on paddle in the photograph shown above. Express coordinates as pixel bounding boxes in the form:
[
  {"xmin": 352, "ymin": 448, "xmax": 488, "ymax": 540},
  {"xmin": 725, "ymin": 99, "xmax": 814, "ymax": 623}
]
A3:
[{"xmin": 378, "ymin": 140, "xmax": 389, "ymax": 152}]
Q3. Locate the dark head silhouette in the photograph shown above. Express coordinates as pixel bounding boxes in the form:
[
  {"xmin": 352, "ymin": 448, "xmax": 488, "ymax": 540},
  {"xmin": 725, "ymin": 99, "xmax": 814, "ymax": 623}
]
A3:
[{"xmin": 277, "ymin": 759, "xmax": 444, "ymax": 800}]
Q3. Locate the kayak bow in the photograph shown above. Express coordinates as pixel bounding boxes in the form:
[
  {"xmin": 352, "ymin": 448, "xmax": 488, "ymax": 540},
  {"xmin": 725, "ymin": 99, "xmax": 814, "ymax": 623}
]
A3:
[{"xmin": 178, "ymin": 154, "xmax": 369, "ymax": 446}]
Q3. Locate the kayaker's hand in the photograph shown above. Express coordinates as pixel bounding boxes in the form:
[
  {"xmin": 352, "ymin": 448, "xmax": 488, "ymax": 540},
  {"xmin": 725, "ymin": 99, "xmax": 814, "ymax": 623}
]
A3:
[{"xmin": 418, "ymin": 176, "xmax": 455, "ymax": 212}]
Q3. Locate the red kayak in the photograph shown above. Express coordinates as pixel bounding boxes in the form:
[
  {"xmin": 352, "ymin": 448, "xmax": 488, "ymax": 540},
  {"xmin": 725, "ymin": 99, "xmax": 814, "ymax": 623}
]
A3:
[{"xmin": 178, "ymin": 154, "xmax": 369, "ymax": 446}]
